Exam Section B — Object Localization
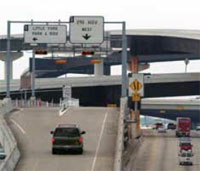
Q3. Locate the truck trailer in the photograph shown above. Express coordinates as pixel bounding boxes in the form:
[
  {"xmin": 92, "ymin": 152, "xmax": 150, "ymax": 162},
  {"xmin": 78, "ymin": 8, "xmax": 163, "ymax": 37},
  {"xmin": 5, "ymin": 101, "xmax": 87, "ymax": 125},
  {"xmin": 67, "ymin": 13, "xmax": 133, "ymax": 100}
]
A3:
[{"xmin": 176, "ymin": 117, "xmax": 191, "ymax": 137}]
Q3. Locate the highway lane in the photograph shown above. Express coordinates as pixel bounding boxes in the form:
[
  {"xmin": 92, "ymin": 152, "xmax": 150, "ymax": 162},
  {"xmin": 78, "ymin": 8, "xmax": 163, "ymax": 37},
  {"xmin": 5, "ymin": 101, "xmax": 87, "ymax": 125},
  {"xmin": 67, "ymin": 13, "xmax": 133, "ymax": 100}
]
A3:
[
  {"xmin": 126, "ymin": 131, "xmax": 200, "ymax": 171},
  {"xmin": 6, "ymin": 107, "xmax": 119, "ymax": 171}
]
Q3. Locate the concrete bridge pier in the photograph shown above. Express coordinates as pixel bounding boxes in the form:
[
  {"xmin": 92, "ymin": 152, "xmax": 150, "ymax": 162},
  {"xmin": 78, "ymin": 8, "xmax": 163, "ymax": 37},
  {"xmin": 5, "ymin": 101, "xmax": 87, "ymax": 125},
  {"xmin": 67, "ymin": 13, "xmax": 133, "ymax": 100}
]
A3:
[
  {"xmin": 92, "ymin": 59, "xmax": 104, "ymax": 77},
  {"xmin": 0, "ymin": 52, "xmax": 23, "ymax": 80}
]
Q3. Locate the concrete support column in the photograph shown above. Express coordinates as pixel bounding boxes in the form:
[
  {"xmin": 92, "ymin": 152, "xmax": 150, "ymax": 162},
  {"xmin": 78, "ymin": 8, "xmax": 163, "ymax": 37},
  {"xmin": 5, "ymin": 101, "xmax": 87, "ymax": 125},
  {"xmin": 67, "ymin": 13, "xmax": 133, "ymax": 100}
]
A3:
[
  {"xmin": 104, "ymin": 65, "xmax": 111, "ymax": 76},
  {"xmin": 1, "ymin": 52, "xmax": 23, "ymax": 81},
  {"xmin": 94, "ymin": 60, "xmax": 104, "ymax": 77},
  {"xmin": 4, "ymin": 61, "xmax": 13, "ymax": 80}
]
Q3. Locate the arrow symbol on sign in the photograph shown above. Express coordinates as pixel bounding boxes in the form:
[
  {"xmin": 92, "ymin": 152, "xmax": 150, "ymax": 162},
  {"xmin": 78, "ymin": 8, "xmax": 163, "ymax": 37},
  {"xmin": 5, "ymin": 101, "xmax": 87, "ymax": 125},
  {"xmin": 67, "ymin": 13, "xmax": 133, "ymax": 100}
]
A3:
[
  {"xmin": 82, "ymin": 34, "xmax": 91, "ymax": 40},
  {"xmin": 32, "ymin": 37, "xmax": 38, "ymax": 41}
]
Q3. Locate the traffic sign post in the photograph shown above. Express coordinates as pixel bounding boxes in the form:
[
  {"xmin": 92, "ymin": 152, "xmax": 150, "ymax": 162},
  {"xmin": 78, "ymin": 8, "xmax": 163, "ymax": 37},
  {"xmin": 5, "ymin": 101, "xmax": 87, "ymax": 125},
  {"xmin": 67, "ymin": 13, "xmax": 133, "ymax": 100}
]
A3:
[
  {"xmin": 69, "ymin": 16, "xmax": 104, "ymax": 44},
  {"xmin": 6, "ymin": 21, "xmax": 11, "ymax": 98},
  {"xmin": 128, "ymin": 68, "xmax": 144, "ymax": 138},
  {"xmin": 31, "ymin": 49, "xmax": 35, "ymax": 98}
]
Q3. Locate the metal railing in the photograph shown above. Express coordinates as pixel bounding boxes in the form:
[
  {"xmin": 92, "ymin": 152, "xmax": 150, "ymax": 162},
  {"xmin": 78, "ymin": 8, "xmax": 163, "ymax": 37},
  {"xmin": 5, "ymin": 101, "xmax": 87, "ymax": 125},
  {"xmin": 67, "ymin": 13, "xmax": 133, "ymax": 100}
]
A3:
[{"xmin": 12, "ymin": 99, "xmax": 61, "ymax": 108}]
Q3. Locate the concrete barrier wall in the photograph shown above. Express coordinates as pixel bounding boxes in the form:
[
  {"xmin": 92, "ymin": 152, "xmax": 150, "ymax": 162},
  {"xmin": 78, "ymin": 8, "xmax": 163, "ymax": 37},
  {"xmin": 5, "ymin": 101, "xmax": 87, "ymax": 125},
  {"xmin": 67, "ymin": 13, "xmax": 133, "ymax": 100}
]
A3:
[
  {"xmin": 0, "ymin": 99, "xmax": 12, "ymax": 115},
  {"xmin": 61, "ymin": 98, "xmax": 79, "ymax": 108},
  {"xmin": 114, "ymin": 97, "xmax": 127, "ymax": 171},
  {"xmin": 59, "ymin": 98, "xmax": 79, "ymax": 115},
  {"xmin": 0, "ymin": 99, "xmax": 20, "ymax": 171}
]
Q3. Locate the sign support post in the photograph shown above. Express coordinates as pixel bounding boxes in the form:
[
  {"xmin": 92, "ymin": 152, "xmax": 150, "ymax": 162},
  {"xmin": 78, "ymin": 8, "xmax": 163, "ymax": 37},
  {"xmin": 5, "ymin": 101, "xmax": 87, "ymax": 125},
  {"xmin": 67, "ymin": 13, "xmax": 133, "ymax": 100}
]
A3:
[
  {"xmin": 122, "ymin": 22, "xmax": 127, "ymax": 98},
  {"xmin": 6, "ymin": 21, "xmax": 11, "ymax": 98},
  {"xmin": 128, "ymin": 56, "xmax": 144, "ymax": 137},
  {"xmin": 104, "ymin": 21, "xmax": 127, "ymax": 98},
  {"xmin": 31, "ymin": 49, "xmax": 35, "ymax": 99}
]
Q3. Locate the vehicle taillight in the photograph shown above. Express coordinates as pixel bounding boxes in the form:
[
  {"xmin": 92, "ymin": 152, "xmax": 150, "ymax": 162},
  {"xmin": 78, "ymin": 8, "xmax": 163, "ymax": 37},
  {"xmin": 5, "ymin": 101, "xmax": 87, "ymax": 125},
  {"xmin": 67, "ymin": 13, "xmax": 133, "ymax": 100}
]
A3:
[
  {"xmin": 51, "ymin": 138, "xmax": 55, "ymax": 143},
  {"xmin": 78, "ymin": 138, "xmax": 82, "ymax": 143}
]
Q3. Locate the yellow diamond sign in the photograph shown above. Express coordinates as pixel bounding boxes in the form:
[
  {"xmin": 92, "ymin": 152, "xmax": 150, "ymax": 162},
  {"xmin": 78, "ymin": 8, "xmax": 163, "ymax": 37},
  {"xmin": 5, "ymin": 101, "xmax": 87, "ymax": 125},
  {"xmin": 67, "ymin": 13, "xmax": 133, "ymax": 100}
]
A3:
[
  {"xmin": 129, "ymin": 74, "xmax": 144, "ymax": 97},
  {"xmin": 132, "ymin": 92, "xmax": 141, "ymax": 102},
  {"xmin": 129, "ymin": 79, "xmax": 143, "ymax": 92}
]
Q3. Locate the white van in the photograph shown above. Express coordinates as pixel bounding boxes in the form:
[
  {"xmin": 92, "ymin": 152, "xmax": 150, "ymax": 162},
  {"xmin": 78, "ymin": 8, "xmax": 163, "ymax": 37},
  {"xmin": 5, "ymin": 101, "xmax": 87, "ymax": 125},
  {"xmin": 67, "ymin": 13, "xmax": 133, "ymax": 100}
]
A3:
[{"xmin": 179, "ymin": 150, "xmax": 193, "ymax": 165}]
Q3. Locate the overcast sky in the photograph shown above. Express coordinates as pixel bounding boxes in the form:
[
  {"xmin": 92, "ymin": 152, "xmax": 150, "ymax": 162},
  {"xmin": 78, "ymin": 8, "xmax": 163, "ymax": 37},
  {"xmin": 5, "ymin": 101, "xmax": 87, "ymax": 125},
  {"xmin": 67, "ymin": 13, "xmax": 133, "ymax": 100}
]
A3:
[{"xmin": 0, "ymin": 0, "xmax": 200, "ymax": 79}]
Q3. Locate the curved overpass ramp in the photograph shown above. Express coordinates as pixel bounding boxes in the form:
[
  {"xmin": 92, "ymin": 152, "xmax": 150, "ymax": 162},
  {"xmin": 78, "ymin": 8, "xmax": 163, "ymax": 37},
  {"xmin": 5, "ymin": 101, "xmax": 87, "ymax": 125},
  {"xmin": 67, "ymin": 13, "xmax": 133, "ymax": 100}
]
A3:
[{"xmin": 6, "ymin": 107, "xmax": 119, "ymax": 171}]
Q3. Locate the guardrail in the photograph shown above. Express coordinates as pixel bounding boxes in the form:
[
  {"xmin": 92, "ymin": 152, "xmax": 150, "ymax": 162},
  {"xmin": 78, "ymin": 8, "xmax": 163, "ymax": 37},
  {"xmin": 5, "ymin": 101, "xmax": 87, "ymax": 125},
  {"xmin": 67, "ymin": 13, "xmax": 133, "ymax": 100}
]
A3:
[
  {"xmin": 0, "ymin": 98, "xmax": 20, "ymax": 171},
  {"xmin": 114, "ymin": 97, "xmax": 127, "ymax": 171}
]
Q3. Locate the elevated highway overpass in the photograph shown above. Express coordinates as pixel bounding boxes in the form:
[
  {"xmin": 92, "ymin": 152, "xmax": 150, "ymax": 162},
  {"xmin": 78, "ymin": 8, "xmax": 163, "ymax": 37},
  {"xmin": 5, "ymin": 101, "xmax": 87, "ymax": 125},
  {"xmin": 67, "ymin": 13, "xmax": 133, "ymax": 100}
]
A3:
[
  {"xmin": 1, "ymin": 72, "xmax": 199, "ymax": 96},
  {"xmin": 1, "ymin": 29, "xmax": 200, "ymax": 78},
  {"xmin": 6, "ymin": 107, "xmax": 119, "ymax": 171},
  {"xmin": 1, "ymin": 73, "xmax": 199, "ymax": 123},
  {"xmin": 141, "ymin": 98, "xmax": 200, "ymax": 124}
]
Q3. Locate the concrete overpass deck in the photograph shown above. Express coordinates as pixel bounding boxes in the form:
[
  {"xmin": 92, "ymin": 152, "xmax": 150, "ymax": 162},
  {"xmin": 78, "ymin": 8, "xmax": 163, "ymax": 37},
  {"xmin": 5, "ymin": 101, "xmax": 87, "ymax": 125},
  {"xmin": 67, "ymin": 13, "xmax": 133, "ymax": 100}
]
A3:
[
  {"xmin": 6, "ymin": 107, "xmax": 119, "ymax": 171},
  {"xmin": 0, "ymin": 72, "xmax": 199, "ymax": 92},
  {"xmin": 142, "ymin": 99, "xmax": 200, "ymax": 110},
  {"xmin": 140, "ymin": 98, "xmax": 200, "ymax": 123}
]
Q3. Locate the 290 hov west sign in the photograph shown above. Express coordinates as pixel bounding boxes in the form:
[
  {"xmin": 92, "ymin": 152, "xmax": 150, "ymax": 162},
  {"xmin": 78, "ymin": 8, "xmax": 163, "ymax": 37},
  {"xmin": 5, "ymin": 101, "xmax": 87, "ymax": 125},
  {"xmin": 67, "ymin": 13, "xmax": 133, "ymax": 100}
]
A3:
[{"xmin": 69, "ymin": 16, "xmax": 104, "ymax": 44}]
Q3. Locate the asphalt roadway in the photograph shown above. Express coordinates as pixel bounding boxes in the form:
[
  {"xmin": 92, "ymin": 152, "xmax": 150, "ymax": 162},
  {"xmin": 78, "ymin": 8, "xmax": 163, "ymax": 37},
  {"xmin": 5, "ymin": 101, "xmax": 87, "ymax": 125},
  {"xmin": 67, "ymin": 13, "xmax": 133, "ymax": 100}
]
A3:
[
  {"xmin": 6, "ymin": 107, "xmax": 119, "ymax": 171},
  {"xmin": 126, "ymin": 130, "xmax": 200, "ymax": 171}
]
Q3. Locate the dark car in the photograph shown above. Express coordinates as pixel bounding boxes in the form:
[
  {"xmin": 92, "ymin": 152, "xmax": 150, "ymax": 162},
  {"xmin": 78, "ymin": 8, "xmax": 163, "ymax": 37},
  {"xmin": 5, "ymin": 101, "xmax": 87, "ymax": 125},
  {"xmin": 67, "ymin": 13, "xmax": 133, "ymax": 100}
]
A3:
[
  {"xmin": 153, "ymin": 122, "xmax": 163, "ymax": 129},
  {"xmin": 167, "ymin": 123, "xmax": 176, "ymax": 130},
  {"xmin": 196, "ymin": 126, "xmax": 200, "ymax": 131},
  {"xmin": 0, "ymin": 148, "xmax": 6, "ymax": 160},
  {"xmin": 50, "ymin": 124, "xmax": 86, "ymax": 154}
]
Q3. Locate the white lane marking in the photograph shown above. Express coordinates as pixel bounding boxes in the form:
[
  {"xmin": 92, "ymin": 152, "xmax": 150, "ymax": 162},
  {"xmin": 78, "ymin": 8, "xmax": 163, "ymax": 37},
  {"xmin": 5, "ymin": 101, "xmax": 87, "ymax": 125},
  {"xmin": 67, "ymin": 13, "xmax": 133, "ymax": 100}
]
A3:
[
  {"xmin": 91, "ymin": 111, "xmax": 108, "ymax": 171},
  {"xmin": 59, "ymin": 107, "xmax": 70, "ymax": 116},
  {"xmin": 10, "ymin": 119, "xmax": 26, "ymax": 135},
  {"xmin": 32, "ymin": 159, "xmax": 39, "ymax": 171}
]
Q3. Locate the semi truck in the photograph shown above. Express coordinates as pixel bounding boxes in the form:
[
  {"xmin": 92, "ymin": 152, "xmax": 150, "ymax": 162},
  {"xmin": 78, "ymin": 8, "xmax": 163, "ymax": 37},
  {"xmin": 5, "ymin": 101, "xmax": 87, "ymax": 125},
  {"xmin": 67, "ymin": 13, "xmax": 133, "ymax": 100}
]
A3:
[{"xmin": 176, "ymin": 117, "xmax": 191, "ymax": 137}]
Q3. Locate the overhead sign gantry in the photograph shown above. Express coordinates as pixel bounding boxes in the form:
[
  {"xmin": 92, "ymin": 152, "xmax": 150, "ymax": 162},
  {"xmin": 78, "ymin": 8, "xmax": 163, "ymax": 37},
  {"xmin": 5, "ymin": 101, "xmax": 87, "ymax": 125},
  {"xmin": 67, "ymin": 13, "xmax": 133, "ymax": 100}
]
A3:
[{"xmin": 5, "ymin": 17, "xmax": 127, "ymax": 101}]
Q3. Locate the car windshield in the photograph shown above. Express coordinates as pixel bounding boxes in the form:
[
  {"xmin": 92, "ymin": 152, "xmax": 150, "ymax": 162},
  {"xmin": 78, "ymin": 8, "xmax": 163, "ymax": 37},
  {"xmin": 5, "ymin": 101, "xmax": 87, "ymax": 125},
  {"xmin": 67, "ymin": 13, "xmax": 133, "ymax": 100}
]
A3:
[
  {"xmin": 180, "ymin": 153, "xmax": 193, "ymax": 157},
  {"xmin": 54, "ymin": 128, "xmax": 80, "ymax": 137},
  {"xmin": 180, "ymin": 137, "xmax": 191, "ymax": 141},
  {"xmin": 180, "ymin": 143, "xmax": 191, "ymax": 146},
  {"xmin": 181, "ymin": 153, "xmax": 187, "ymax": 157},
  {"xmin": 187, "ymin": 153, "xmax": 193, "ymax": 157}
]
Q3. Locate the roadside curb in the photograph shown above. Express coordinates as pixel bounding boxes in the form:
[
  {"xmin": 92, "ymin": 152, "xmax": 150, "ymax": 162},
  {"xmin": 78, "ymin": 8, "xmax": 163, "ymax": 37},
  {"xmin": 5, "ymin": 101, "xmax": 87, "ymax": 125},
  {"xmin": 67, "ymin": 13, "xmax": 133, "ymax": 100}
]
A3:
[{"xmin": 122, "ymin": 135, "xmax": 144, "ymax": 171}]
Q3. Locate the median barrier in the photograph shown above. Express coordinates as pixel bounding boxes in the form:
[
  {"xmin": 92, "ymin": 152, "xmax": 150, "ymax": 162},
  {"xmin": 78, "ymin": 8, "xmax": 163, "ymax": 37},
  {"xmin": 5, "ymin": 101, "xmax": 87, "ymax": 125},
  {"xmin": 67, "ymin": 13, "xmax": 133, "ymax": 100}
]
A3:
[
  {"xmin": 114, "ymin": 97, "xmax": 127, "ymax": 171},
  {"xmin": 0, "ymin": 98, "xmax": 20, "ymax": 171}
]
